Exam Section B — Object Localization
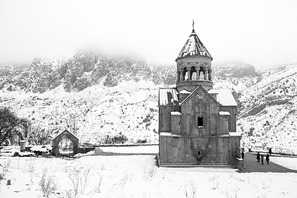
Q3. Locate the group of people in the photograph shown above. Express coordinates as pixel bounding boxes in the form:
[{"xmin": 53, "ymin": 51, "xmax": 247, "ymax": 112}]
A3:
[
  {"xmin": 257, "ymin": 152, "xmax": 270, "ymax": 165},
  {"xmin": 240, "ymin": 148, "xmax": 272, "ymax": 165}
]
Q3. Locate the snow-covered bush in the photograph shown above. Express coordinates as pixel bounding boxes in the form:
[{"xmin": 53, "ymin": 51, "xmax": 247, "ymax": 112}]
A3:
[
  {"xmin": 39, "ymin": 168, "xmax": 57, "ymax": 198},
  {"xmin": 184, "ymin": 181, "xmax": 197, "ymax": 198},
  {"xmin": 143, "ymin": 160, "xmax": 156, "ymax": 182},
  {"xmin": 0, "ymin": 159, "xmax": 11, "ymax": 180},
  {"xmin": 27, "ymin": 158, "xmax": 36, "ymax": 184},
  {"xmin": 103, "ymin": 133, "xmax": 128, "ymax": 144},
  {"xmin": 67, "ymin": 166, "xmax": 92, "ymax": 198}
]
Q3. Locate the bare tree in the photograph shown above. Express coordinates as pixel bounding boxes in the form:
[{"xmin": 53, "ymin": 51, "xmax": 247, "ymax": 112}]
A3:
[{"xmin": 0, "ymin": 107, "xmax": 29, "ymax": 145}]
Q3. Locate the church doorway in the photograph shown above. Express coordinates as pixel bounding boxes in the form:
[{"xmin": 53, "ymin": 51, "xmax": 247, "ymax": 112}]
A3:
[{"xmin": 58, "ymin": 137, "xmax": 74, "ymax": 155}]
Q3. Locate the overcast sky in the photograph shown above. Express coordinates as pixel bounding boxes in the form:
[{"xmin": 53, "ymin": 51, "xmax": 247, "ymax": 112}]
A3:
[{"xmin": 0, "ymin": 0, "xmax": 297, "ymax": 67}]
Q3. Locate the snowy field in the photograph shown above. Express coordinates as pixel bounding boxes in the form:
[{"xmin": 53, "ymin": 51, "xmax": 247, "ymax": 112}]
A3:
[
  {"xmin": 95, "ymin": 145, "xmax": 159, "ymax": 155},
  {"xmin": 1, "ymin": 155, "xmax": 297, "ymax": 198}
]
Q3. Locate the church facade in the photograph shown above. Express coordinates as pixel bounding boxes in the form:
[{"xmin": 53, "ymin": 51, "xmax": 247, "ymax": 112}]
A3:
[{"xmin": 158, "ymin": 24, "xmax": 241, "ymax": 166}]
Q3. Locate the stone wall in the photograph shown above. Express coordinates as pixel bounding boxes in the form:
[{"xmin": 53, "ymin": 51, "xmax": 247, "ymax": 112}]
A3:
[
  {"xmin": 52, "ymin": 130, "xmax": 79, "ymax": 157},
  {"xmin": 180, "ymin": 87, "xmax": 220, "ymax": 137},
  {"xmin": 159, "ymin": 135, "xmax": 241, "ymax": 166},
  {"xmin": 220, "ymin": 106, "xmax": 237, "ymax": 132},
  {"xmin": 159, "ymin": 105, "xmax": 180, "ymax": 132}
]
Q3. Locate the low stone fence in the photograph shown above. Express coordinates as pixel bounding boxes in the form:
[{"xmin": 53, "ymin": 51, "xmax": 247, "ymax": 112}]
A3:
[{"xmin": 77, "ymin": 147, "xmax": 95, "ymax": 154}]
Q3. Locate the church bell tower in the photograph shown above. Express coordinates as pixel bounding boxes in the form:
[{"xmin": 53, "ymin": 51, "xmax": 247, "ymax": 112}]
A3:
[{"xmin": 176, "ymin": 21, "xmax": 213, "ymax": 93}]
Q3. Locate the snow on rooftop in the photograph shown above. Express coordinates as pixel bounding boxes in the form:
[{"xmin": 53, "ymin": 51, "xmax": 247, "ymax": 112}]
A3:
[
  {"xmin": 219, "ymin": 111, "xmax": 230, "ymax": 116},
  {"xmin": 53, "ymin": 129, "xmax": 79, "ymax": 140},
  {"xmin": 179, "ymin": 90, "xmax": 191, "ymax": 94},
  {"xmin": 159, "ymin": 88, "xmax": 178, "ymax": 105},
  {"xmin": 177, "ymin": 30, "xmax": 212, "ymax": 60},
  {"xmin": 230, "ymin": 132, "xmax": 242, "ymax": 136},
  {"xmin": 171, "ymin": 112, "xmax": 182, "ymax": 115},
  {"xmin": 209, "ymin": 89, "xmax": 237, "ymax": 106},
  {"xmin": 220, "ymin": 132, "xmax": 242, "ymax": 137},
  {"xmin": 160, "ymin": 132, "xmax": 182, "ymax": 137}
]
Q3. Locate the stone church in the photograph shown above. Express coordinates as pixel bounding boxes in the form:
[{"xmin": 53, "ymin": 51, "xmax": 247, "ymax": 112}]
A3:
[{"xmin": 158, "ymin": 23, "xmax": 241, "ymax": 166}]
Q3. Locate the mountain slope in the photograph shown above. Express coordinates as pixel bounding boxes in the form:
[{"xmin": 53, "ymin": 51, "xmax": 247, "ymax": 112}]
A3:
[
  {"xmin": 2, "ymin": 54, "xmax": 296, "ymax": 154},
  {"xmin": 0, "ymin": 80, "xmax": 159, "ymax": 144},
  {"xmin": 0, "ymin": 57, "xmax": 259, "ymax": 146},
  {"xmin": 238, "ymin": 63, "xmax": 297, "ymax": 154}
]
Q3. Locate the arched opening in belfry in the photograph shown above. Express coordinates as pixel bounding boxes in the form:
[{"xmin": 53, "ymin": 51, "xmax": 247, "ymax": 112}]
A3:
[
  {"xmin": 177, "ymin": 71, "xmax": 181, "ymax": 81},
  {"xmin": 199, "ymin": 66, "xmax": 205, "ymax": 80},
  {"xmin": 208, "ymin": 68, "xmax": 212, "ymax": 81},
  {"xmin": 190, "ymin": 66, "xmax": 197, "ymax": 80},
  {"xmin": 183, "ymin": 67, "xmax": 188, "ymax": 81}
]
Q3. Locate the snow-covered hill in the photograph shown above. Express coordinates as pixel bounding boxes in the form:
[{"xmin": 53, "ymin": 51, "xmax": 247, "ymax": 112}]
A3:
[
  {"xmin": 0, "ymin": 52, "xmax": 179, "ymax": 145},
  {"xmin": 213, "ymin": 62, "xmax": 259, "ymax": 92},
  {"xmin": 2, "ymin": 53, "xmax": 296, "ymax": 154},
  {"xmin": 0, "ymin": 80, "xmax": 160, "ymax": 145},
  {"xmin": 238, "ymin": 63, "xmax": 297, "ymax": 154}
]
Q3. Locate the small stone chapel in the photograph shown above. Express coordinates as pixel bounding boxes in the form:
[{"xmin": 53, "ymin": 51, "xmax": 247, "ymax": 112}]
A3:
[{"xmin": 158, "ymin": 22, "xmax": 241, "ymax": 166}]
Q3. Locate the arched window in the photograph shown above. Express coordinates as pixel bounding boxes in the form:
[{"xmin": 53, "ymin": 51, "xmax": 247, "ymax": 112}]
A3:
[
  {"xmin": 190, "ymin": 66, "xmax": 197, "ymax": 80},
  {"xmin": 183, "ymin": 67, "xmax": 188, "ymax": 81},
  {"xmin": 199, "ymin": 66, "xmax": 205, "ymax": 80}
]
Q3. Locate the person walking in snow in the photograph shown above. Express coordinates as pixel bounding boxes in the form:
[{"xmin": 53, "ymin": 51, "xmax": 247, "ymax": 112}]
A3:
[
  {"xmin": 261, "ymin": 155, "xmax": 264, "ymax": 165},
  {"xmin": 241, "ymin": 150, "xmax": 244, "ymax": 160},
  {"xmin": 269, "ymin": 148, "xmax": 272, "ymax": 156},
  {"xmin": 257, "ymin": 152, "xmax": 260, "ymax": 162},
  {"xmin": 266, "ymin": 154, "xmax": 270, "ymax": 164}
]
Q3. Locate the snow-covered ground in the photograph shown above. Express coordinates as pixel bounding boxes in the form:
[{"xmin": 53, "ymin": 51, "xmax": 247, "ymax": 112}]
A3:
[
  {"xmin": 95, "ymin": 145, "xmax": 158, "ymax": 154},
  {"xmin": 270, "ymin": 156, "xmax": 297, "ymax": 171},
  {"xmin": 1, "ymin": 155, "xmax": 297, "ymax": 198}
]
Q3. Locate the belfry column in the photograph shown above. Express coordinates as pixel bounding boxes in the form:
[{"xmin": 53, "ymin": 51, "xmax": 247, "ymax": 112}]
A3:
[
  {"xmin": 180, "ymin": 70, "xmax": 183, "ymax": 81},
  {"xmin": 205, "ymin": 70, "xmax": 209, "ymax": 80},
  {"xmin": 187, "ymin": 69, "xmax": 190, "ymax": 80}
]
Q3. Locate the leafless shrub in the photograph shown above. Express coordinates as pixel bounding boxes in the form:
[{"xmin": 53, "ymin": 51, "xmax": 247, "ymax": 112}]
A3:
[
  {"xmin": 0, "ymin": 159, "xmax": 11, "ymax": 180},
  {"xmin": 184, "ymin": 181, "xmax": 197, "ymax": 198},
  {"xmin": 68, "ymin": 166, "xmax": 92, "ymax": 198},
  {"xmin": 113, "ymin": 172, "xmax": 129, "ymax": 190},
  {"xmin": 226, "ymin": 189, "xmax": 239, "ymax": 198},
  {"xmin": 209, "ymin": 176, "xmax": 219, "ymax": 190},
  {"xmin": 28, "ymin": 159, "xmax": 35, "ymax": 184},
  {"xmin": 94, "ymin": 174, "xmax": 103, "ymax": 193},
  {"xmin": 64, "ymin": 189, "xmax": 74, "ymax": 198},
  {"xmin": 39, "ymin": 168, "xmax": 58, "ymax": 198},
  {"xmin": 100, "ymin": 164, "xmax": 105, "ymax": 171},
  {"xmin": 143, "ymin": 163, "xmax": 156, "ymax": 182},
  {"xmin": 3, "ymin": 159, "xmax": 11, "ymax": 173}
]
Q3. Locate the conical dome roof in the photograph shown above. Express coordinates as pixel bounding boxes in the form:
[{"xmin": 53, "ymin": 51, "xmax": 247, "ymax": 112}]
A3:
[{"xmin": 176, "ymin": 25, "xmax": 212, "ymax": 61}]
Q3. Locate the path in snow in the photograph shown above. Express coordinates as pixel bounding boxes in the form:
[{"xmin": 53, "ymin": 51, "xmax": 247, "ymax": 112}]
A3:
[{"xmin": 244, "ymin": 152, "xmax": 297, "ymax": 173}]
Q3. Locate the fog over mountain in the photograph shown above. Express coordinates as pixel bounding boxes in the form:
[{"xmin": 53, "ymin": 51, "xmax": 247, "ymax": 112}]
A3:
[{"xmin": 1, "ymin": 0, "xmax": 297, "ymax": 68}]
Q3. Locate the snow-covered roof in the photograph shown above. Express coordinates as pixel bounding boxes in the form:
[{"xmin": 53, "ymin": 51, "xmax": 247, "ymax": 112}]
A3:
[
  {"xmin": 171, "ymin": 112, "xmax": 182, "ymax": 116},
  {"xmin": 179, "ymin": 90, "xmax": 191, "ymax": 94},
  {"xmin": 53, "ymin": 129, "xmax": 79, "ymax": 141},
  {"xmin": 208, "ymin": 89, "xmax": 237, "ymax": 106},
  {"xmin": 219, "ymin": 111, "xmax": 230, "ymax": 116},
  {"xmin": 159, "ymin": 88, "xmax": 179, "ymax": 105},
  {"xmin": 160, "ymin": 132, "xmax": 182, "ymax": 137},
  {"xmin": 229, "ymin": 132, "xmax": 242, "ymax": 136},
  {"xmin": 220, "ymin": 132, "xmax": 242, "ymax": 137},
  {"xmin": 176, "ymin": 28, "xmax": 212, "ymax": 61},
  {"xmin": 180, "ymin": 85, "xmax": 220, "ymax": 106}
]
